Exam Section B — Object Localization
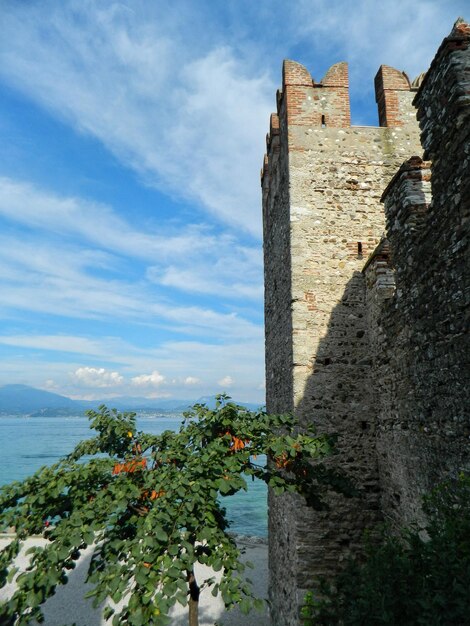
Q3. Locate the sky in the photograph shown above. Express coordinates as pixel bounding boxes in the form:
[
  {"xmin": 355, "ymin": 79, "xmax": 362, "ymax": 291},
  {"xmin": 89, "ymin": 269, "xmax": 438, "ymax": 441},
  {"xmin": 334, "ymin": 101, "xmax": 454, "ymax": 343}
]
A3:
[{"xmin": 0, "ymin": 1, "xmax": 466, "ymax": 403}]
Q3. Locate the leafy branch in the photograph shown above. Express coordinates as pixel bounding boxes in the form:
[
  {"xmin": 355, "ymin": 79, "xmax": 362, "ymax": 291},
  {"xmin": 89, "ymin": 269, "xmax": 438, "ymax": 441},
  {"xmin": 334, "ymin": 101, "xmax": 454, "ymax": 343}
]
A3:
[{"xmin": 0, "ymin": 396, "xmax": 350, "ymax": 626}]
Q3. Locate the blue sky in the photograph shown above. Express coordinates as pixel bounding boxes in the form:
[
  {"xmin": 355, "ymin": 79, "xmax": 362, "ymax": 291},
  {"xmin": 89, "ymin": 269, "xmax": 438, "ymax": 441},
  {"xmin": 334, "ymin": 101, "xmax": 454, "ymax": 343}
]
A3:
[{"xmin": 0, "ymin": 1, "xmax": 466, "ymax": 402}]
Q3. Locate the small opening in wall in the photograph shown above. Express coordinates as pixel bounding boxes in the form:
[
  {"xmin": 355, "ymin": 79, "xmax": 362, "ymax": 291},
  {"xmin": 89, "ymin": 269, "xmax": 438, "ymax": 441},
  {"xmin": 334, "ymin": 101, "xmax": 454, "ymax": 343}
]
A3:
[
  {"xmin": 321, "ymin": 115, "xmax": 326, "ymax": 128},
  {"xmin": 361, "ymin": 421, "xmax": 368, "ymax": 431},
  {"xmin": 357, "ymin": 241, "xmax": 363, "ymax": 256}
]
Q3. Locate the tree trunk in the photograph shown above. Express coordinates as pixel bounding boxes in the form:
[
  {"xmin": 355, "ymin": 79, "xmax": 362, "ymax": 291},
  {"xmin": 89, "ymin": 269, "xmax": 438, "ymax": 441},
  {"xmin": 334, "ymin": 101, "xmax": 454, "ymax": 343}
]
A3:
[{"xmin": 187, "ymin": 569, "xmax": 200, "ymax": 626}]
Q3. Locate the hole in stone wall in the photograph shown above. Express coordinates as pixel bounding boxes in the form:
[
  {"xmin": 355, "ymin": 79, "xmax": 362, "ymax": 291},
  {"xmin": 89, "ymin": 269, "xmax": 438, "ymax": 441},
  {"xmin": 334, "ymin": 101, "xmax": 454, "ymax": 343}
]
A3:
[
  {"xmin": 357, "ymin": 241, "xmax": 363, "ymax": 256},
  {"xmin": 361, "ymin": 421, "xmax": 368, "ymax": 431},
  {"xmin": 321, "ymin": 114, "xmax": 326, "ymax": 128}
]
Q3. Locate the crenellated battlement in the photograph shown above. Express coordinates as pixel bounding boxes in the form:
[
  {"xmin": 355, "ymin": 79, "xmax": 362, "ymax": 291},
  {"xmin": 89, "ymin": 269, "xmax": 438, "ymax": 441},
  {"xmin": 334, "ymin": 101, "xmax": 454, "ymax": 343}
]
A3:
[
  {"xmin": 261, "ymin": 59, "xmax": 420, "ymax": 186},
  {"xmin": 279, "ymin": 60, "xmax": 350, "ymax": 128}
]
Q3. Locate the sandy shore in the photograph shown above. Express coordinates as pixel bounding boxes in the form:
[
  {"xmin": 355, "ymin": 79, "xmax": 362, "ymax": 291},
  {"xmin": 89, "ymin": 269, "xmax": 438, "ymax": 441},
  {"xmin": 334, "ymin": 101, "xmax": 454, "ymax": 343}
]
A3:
[{"xmin": 0, "ymin": 534, "xmax": 269, "ymax": 626}]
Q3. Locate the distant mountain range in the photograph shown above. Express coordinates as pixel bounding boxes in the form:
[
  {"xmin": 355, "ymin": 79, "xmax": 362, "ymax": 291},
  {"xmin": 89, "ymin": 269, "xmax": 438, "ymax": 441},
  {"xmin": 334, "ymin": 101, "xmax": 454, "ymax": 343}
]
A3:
[{"xmin": 0, "ymin": 384, "xmax": 262, "ymax": 416}]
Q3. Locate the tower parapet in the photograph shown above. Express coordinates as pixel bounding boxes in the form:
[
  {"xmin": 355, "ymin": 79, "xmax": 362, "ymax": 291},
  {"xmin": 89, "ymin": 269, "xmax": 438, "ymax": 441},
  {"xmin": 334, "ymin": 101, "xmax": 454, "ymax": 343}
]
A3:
[
  {"xmin": 375, "ymin": 65, "xmax": 417, "ymax": 127},
  {"xmin": 281, "ymin": 60, "xmax": 351, "ymax": 129}
]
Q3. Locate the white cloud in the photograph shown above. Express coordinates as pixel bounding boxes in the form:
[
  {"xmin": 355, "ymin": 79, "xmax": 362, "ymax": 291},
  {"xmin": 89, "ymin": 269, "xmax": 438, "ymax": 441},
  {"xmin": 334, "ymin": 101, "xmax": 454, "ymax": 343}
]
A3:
[
  {"xmin": 72, "ymin": 367, "xmax": 124, "ymax": 388},
  {"xmin": 0, "ymin": 177, "xmax": 219, "ymax": 262},
  {"xmin": 218, "ymin": 375, "xmax": 234, "ymax": 387},
  {"xmin": 131, "ymin": 370, "xmax": 166, "ymax": 387},
  {"xmin": 0, "ymin": 333, "xmax": 266, "ymax": 401},
  {"xmin": 1, "ymin": 1, "xmax": 459, "ymax": 237},
  {"xmin": 184, "ymin": 376, "xmax": 200, "ymax": 385},
  {"xmin": 144, "ymin": 392, "xmax": 172, "ymax": 400}
]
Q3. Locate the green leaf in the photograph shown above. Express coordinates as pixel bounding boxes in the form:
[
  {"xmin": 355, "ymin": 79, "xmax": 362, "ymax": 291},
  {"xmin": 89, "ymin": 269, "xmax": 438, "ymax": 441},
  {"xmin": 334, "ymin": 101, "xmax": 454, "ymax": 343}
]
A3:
[
  {"xmin": 103, "ymin": 606, "xmax": 114, "ymax": 621},
  {"xmin": 135, "ymin": 569, "xmax": 148, "ymax": 586},
  {"xmin": 212, "ymin": 558, "xmax": 223, "ymax": 572},
  {"xmin": 239, "ymin": 598, "xmax": 252, "ymax": 614},
  {"xmin": 154, "ymin": 526, "xmax": 168, "ymax": 543},
  {"xmin": 7, "ymin": 566, "xmax": 18, "ymax": 583},
  {"xmin": 83, "ymin": 531, "xmax": 94, "ymax": 544},
  {"xmin": 218, "ymin": 479, "xmax": 233, "ymax": 495}
]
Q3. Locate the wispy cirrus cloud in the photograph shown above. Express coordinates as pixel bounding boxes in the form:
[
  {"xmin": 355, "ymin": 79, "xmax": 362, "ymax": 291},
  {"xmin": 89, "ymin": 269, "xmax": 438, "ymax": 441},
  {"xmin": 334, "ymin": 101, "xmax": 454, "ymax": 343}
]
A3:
[
  {"xmin": 285, "ymin": 0, "xmax": 466, "ymax": 122},
  {"xmin": 292, "ymin": 0, "xmax": 458, "ymax": 78},
  {"xmin": 0, "ymin": 1, "xmax": 462, "ymax": 233},
  {"xmin": 0, "ymin": 2, "xmax": 273, "ymax": 236},
  {"xmin": 0, "ymin": 232, "xmax": 263, "ymax": 340},
  {"xmin": 0, "ymin": 176, "xmax": 263, "ymax": 304}
]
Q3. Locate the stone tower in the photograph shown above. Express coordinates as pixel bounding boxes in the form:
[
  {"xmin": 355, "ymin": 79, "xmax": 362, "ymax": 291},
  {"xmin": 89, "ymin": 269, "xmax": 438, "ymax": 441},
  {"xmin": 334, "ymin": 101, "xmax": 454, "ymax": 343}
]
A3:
[
  {"xmin": 262, "ymin": 19, "xmax": 469, "ymax": 626},
  {"xmin": 261, "ymin": 58, "xmax": 422, "ymax": 624}
]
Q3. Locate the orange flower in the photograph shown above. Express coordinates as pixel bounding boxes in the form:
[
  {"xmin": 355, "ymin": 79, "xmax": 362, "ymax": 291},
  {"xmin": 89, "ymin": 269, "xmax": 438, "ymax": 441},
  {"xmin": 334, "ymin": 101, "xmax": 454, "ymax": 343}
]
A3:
[
  {"xmin": 231, "ymin": 436, "xmax": 246, "ymax": 451},
  {"xmin": 224, "ymin": 431, "xmax": 251, "ymax": 453},
  {"xmin": 150, "ymin": 489, "xmax": 165, "ymax": 500},
  {"xmin": 112, "ymin": 458, "xmax": 147, "ymax": 475},
  {"xmin": 275, "ymin": 453, "xmax": 292, "ymax": 470}
]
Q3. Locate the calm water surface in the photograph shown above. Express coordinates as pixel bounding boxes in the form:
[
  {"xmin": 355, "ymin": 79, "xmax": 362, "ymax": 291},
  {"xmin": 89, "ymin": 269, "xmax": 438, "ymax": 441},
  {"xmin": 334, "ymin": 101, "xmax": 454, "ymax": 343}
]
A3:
[{"xmin": 0, "ymin": 414, "xmax": 267, "ymax": 536}]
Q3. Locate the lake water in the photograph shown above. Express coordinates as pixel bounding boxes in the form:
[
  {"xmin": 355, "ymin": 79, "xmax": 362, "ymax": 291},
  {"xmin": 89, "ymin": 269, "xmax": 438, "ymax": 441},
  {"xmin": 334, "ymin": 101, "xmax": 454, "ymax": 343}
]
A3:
[{"xmin": 0, "ymin": 414, "xmax": 267, "ymax": 537}]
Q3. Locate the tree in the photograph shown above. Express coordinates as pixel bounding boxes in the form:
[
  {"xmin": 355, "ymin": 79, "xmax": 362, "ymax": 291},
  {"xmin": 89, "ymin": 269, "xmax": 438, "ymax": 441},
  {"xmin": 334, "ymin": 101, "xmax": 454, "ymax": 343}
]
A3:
[{"xmin": 0, "ymin": 396, "xmax": 347, "ymax": 626}]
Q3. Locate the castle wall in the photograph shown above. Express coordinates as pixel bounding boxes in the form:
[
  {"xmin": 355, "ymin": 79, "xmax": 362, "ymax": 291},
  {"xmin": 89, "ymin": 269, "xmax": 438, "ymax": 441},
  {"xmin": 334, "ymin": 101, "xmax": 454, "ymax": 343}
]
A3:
[
  {"xmin": 262, "ymin": 59, "xmax": 422, "ymax": 625},
  {"xmin": 366, "ymin": 21, "xmax": 470, "ymax": 528}
]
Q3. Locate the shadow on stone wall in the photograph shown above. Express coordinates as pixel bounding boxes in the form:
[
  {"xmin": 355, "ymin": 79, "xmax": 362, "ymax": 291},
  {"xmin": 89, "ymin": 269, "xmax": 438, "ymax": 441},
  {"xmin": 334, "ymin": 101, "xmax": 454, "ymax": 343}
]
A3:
[{"xmin": 288, "ymin": 270, "xmax": 382, "ymax": 589}]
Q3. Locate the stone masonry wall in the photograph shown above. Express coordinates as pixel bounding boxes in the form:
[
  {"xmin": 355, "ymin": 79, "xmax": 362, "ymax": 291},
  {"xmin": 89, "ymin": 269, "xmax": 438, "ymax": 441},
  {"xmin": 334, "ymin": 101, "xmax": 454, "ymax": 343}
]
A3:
[
  {"xmin": 366, "ymin": 20, "xmax": 470, "ymax": 528},
  {"xmin": 262, "ymin": 58, "xmax": 422, "ymax": 625},
  {"xmin": 262, "ymin": 99, "xmax": 298, "ymax": 623}
]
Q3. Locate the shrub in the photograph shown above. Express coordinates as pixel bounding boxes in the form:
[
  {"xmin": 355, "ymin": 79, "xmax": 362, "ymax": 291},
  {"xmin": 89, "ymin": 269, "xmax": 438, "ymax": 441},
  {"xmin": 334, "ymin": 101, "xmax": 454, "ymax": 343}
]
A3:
[{"xmin": 301, "ymin": 473, "xmax": 470, "ymax": 625}]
